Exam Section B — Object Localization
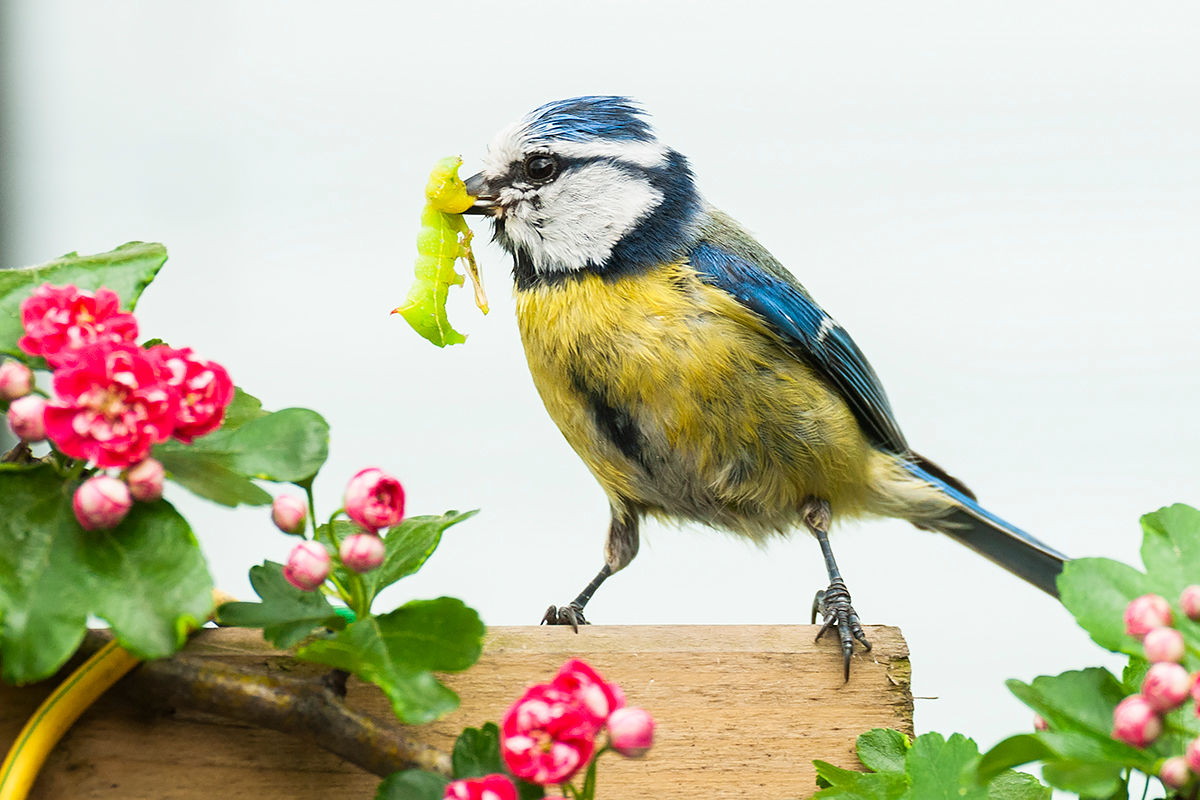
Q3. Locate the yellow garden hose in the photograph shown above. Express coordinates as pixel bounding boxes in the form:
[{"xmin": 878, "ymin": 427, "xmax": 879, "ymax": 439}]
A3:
[{"xmin": 0, "ymin": 638, "xmax": 141, "ymax": 800}]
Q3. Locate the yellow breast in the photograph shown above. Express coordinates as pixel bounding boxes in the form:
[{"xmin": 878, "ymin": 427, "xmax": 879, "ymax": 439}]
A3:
[{"xmin": 515, "ymin": 261, "xmax": 878, "ymax": 539}]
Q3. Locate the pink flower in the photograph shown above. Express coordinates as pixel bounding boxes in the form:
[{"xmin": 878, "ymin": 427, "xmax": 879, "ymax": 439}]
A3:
[
  {"xmin": 343, "ymin": 468, "xmax": 405, "ymax": 531},
  {"xmin": 8, "ymin": 395, "xmax": 47, "ymax": 441},
  {"xmin": 1182, "ymin": 586, "xmax": 1200, "ymax": 621},
  {"xmin": 340, "ymin": 533, "xmax": 386, "ymax": 573},
  {"xmin": 1189, "ymin": 738, "xmax": 1200, "ymax": 774},
  {"xmin": 1142, "ymin": 662, "xmax": 1190, "ymax": 712},
  {"xmin": 44, "ymin": 343, "xmax": 177, "ymax": 468},
  {"xmin": 500, "ymin": 683, "xmax": 596, "ymax": 785},
  {"xmin": 272, "ymin": 494, "xmax": 308, "ymax": 535},
  {"xmin": 73, "ymin": 475, "xmax": 132, "ymax": 530},
  {"xmin": 283, "ymin": 541, "xmax": 330, "ymax": 592},
  {"xmin": 1112, "ymin": 695, "xmax": 1161, "ymax": 748},
  {"xmin": 443, "ymin": 774, "xmax": 517, "ymax": 800},
  {"xmin": 551, "ymin": 659, "xmax": 625, "ymax": 728},
  {"xmin": 1161, "ymin": 756, "xmax": 1191, "ymax": 790},
  {"xmin": 126, "ymin": 458, "xmax": 165, "ymax": 502},
  {"xmin": 149, "ymin": 346, "xmax": 234, "ymax": 442},
  {"xmin": 1144, "ymin": 627, "xmax": 1185, "ymax": 664},
  {"xmin": 607, "ymin": 706, "xmax": 655, "ymax": 757},
  {"xmin": 19, "ymin": 284, "xmax": 138, "ymax": 367},
  {"xmin": 1124, "ymin": 594, "xmax": 1173, "ymax": 637},
  {"xmin": 0, "ymin": 360, "xmax": 32, "ymax": 400}
]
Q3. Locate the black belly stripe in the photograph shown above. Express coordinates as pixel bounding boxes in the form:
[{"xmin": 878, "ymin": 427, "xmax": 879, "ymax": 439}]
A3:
[{"xmin": 569, "ymin": 370, "xmax": 651, "ymax": 472}]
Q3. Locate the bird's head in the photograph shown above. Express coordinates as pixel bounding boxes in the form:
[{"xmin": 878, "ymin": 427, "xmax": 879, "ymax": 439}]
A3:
[{"xmin": 464, "ymin": 96, "xmax": 702, "ymax": 284}]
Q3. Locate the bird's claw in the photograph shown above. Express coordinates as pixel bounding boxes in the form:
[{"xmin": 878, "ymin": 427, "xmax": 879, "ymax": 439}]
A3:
[
  {"xmin": 541, "ymin": 603, "xmax": 588, "ymax": 631},
  {"xmin": 811, "ymin": 579, "xmax": 871, "ymax": 681}
]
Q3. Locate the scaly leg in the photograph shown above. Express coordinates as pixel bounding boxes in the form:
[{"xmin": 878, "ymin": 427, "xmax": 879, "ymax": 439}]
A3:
[
  {"xmin": 542, "ymin": 509, "xmax": 638, "ymax": 631},
  {"xmin": 803, "ymin": 498, "xmax": 871, "ymax": 680}
]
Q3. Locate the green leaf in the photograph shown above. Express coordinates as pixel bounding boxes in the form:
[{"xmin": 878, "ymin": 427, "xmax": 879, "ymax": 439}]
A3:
[
  {"xmin": 362, "ymin": 511, "xmax": 479, "ymax": 606},
  {"xmin": 297, "ymin": 597, "xmax": 484, "ymax": 724},
  {"xmin": 220, "ymin": 388, "xmax": 268, "ymax": 431},
  {"xmin": 811, "ymin": 760, "xmax": 907, "ymax": 799},
  {"xmin": 1058, "ymin": 558, "xmax": 1152, "ymax": 657},
  {"xmin": 0, "ymin": 465, "xmax": 212, "ymax": 682},
  {"xmin": 1040, "ymin": 761, "xmax": 1124, "ymax": 798},
  {"xmin": 155, "ymin": 405, "xmax": 329, "ymax": 506},
  {"xmin": 81, "ymin": 499, "xmax": 213, "ymax": 659},
  {"xmin": 986, "ymin": 771, "xmax": 1051, "ymax": 800},
  {"xmin": 216, "ymin": 561, "xmax": 345, "ymax": 648},
  {"xmin": 904, "ymin": 733, "xmax": 988, "ymax": 800},
  {"xmin": 857, "ymin": 728, "xmax": 910, "ymax": 774},
  {"xmin": 452, "ymin": 722, "xmax": 504, "ymax": 779},
  {"xmin": 1004, "ymin": 669, "xmax": 1127, "ymax": 740},
  {"xmin": 375, "ymin": 770, "xmax": 449, "ymax": 800},
  {"xmin": 0, "ymin": 242, "xmax": 167, "ymax": 359}
]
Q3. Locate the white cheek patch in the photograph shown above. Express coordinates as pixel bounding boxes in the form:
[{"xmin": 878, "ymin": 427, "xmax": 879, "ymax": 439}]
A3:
[{"xmin": 503, "ymin": 162, "xmax": 664, "ymax": 274}]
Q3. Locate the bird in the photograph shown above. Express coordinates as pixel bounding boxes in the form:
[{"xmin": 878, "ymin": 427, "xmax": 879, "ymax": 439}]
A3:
[{"xmin": 461, "ymin": 96, "xmax": 1067, "ymax": 678}]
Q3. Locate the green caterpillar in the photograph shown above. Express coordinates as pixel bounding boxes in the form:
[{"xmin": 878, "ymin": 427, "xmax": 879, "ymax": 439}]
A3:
[{"xmin": 393, "ymin": 156, "xmax": 488, "ymax": 347}]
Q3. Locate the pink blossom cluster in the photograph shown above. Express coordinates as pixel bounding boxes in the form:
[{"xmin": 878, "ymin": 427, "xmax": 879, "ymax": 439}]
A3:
[
  {"xmin": 277, "ymin": 467, "xmax": 405, "ymax": 592},
  {"xmin": 4, "ymin": 284, "xmax": 234, "ymax": 530},
  {"xmin": 1108, "ymin": 590, "xmax": 1200, "ymax": 789},
  {"xmin": 439, "ymin": 660, "xmax": 654, "ymax": 800}
]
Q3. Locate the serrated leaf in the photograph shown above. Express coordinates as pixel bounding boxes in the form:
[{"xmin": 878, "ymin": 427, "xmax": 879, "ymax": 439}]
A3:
[
  {"xmin": 452, "ymin": 722, "xmax": 504, "ymax": 779},
  {"xmin": 362, "ymin": 511, "xmax": 479, "ymax": 606},
  {"xmin": 375, "ymin": 770, "xmax": 450, "ymax": 800},
  {"xmin": 220, "ymin": 387, "xmax": 268, "ymax": 431},
  {"xmin": 155, "ymin": 405, "xmax": 329, "ymax": 505},
  {"xmin": 986, "ymin": 771, "xmax": 1051, "ymax": 800},
  {"xmin": 0, "ymin": 242, "xmax": 167, "ymax": 359},
  {"xmin": 217, "ymin": 561, "xmax": 345, "ymax": 648},
  {"xmin": 904, "ymin": 733, "xmax": 987, "ymax": 800},
  {"xmin": 1058, "ymin": 558, "xmax": 1152, "ymax": 657},
  {"xmin": 811, "ymin": 760, "xmax": 907, "ymax": 799},
  {"xmin": 0, "ymin": 465, "xmax": 212, "ymax": 682},
  {"xmin": 857, "ymin": 728, "xmax": 909, "ymax": 775},
  {"xmin": 297, "ymin": 597, "xmax": 484, "ymax": 724},
  {"xmin": 1005, "ymin": 669, "xmax": 1127, "ymax": 740}
]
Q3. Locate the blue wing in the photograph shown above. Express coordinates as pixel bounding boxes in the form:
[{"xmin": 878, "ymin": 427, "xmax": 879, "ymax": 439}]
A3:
[{"xmin": 688, "ymin": 234, "xmax": 909, "ymax": 454}]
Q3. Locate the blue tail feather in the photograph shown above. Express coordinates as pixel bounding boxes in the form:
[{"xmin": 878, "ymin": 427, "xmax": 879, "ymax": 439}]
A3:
[{"xmin": 902, "ymin": 462, "xmax": 1068, "ymax": 597}]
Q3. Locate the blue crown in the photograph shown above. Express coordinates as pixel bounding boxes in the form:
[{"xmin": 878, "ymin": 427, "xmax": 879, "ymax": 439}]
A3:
[{"xmin": 523, "ymin": 96, "xmax": 654, "ymax": 143}]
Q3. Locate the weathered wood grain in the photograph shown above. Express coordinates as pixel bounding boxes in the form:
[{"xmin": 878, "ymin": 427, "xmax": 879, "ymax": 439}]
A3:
[{"xmin": 0, "ymin": 625, "xmax": 911, "ymax": 799}]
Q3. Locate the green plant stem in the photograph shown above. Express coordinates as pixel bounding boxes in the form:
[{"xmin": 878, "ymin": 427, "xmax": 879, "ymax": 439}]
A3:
[{"xmin": 300, "ymin": 478, "xmax": 318, "ymax": 539}]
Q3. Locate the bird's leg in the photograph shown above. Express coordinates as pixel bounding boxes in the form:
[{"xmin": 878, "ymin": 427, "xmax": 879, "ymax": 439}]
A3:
[
  {"xmin": 542, "ymin": 564, "xmax": 611, "ymax": 631},
  {"xmin": 542, "ymin": 509, "xmax": 638, "ymax": 632},
  {"xmin": 803, "ymin": 497, "xmax": 871, "ymax": 680}
]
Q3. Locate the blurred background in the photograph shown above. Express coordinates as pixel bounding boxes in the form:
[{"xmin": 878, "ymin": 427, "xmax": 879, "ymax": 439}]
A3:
[{"xmin": 2, "ymin": 0, "xmax": 1197, "ymax": 769}]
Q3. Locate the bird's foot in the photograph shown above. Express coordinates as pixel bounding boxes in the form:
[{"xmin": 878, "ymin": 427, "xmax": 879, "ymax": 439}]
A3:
[
  {"xmin": 541, "ymin": 603, "xmax": 589, "ymax": 632},
  {"xmin": 811, "ymin": 579, "xmax": 872, "ymax": 681}
]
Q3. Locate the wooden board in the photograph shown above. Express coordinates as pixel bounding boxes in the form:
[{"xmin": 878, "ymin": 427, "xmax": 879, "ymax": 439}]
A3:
[{"xmin": 0, "ymin": 625, "xmax": 911, "ymax": 799}]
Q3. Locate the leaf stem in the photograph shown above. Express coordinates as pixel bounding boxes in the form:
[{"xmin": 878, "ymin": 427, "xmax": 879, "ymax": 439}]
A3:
[{"xmin": 299, "ymin": 478, "xmax": 318, "ymax": 540}]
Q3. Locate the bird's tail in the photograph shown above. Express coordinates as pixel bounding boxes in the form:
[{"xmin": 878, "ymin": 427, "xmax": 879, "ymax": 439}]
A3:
[{"xmin": 901, "ymin": 458, "xmax": 1068, "ymax": 597}]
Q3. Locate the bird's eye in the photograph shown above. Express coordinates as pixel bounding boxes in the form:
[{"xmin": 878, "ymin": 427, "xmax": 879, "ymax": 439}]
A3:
[{"xmin": 524, "ymin": 154, "xmax": 559, "ymax": 183}]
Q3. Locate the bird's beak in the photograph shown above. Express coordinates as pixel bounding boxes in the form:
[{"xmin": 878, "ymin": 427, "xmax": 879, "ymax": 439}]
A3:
[{"xmin": 462, "ymin": 172, "xmax": 500, "ymax": 216}]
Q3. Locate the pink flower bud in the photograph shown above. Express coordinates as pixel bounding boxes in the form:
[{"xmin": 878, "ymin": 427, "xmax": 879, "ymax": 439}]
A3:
[
  {"xmin": 343, "ymin": 467, "xmax": 405, "ymax": 531},
  {"xmin": 0, "ymin": 360, "xmax": 32, "ymax": 400},
  {"xmin": 283, "ymin": 541, "xmax": 330, "ymax": 592},
  {"xmin": 126, "ymin": 458, "xmax": 164, "ymax": 502},
  {"xmin": 271, "ymin": 494, "xmax": 308, "ymax": 535},
  {"xmin": 1144, "ymin": 626, "xmax": 1186, "ymax": 663},
  {"xmin": 1033, "ymin": 715, "xmax": 1049, "ymax": 731},
  {"xmin": 1182, "ymin": 586, "xmax": 1200, "ymax": 621},
  {"xmin": 7, "ymin": 395, "xmax": 47, "ymax": 441},
  {"xmin": 1112, "ymin": 695, "xmax": 1162, "ymax": 748},
  {"xmin": 1142, "ymin": 662, "xmax": 1191, "ymax": 712},
  {"xmin": 1188, "ymin": 738, "xmax": 1200, "ymax": 774},
  {"xmin": 443, "ymin": 774, "xmax": 518, "ymax": 800},
  {"xmin": 607, "ymin": 706, "xmax": 655, "ymax": 757},
  {"xmin": 73, "ymin": 475, "xmax": 132, "ymax": 530},
  {"xmin": 1161, "ymin": 755, "xmax": 1192, "ymax": 790},
  {"xmin": 339, "ymin": 532, "xmax": 385, "ymax": 573},
  {"xmin": 1125, "ymin": 594, "xmax": 1173, "ymax": 637}
]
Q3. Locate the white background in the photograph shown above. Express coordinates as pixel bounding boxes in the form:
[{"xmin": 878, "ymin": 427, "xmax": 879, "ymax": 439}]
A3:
[{"xmin": 4, "ymin": 0, "xmax": 1198, "ymax": 786}]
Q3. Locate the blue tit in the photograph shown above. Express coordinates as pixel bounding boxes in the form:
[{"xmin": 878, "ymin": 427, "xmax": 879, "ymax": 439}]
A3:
[{"xmin": 462, "ymin": 96, "xmax": 1067, "ymax": 677}]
